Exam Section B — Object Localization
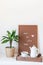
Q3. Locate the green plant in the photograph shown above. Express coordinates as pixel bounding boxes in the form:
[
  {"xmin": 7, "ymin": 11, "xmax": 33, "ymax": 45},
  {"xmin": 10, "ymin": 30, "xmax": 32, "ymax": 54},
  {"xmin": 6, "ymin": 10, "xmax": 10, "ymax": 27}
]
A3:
[{"xmin": 1, "ymin": 30, "xmax": 19, "ymax": 48}]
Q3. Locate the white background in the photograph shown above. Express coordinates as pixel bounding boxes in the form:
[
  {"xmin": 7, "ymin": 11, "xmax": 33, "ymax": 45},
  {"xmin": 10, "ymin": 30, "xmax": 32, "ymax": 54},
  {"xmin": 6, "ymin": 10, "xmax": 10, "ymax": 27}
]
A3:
[{"xmin": 0, "ymin": 0, "xmax": 43, "ymax": 58}]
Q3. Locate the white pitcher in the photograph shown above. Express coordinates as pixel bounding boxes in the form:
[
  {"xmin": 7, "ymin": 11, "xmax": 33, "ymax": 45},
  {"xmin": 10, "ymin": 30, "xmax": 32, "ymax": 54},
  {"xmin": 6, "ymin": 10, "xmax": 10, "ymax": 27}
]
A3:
[{"xmin": 29, "ymin": 45, "xmax": 39, "ymax": 58}]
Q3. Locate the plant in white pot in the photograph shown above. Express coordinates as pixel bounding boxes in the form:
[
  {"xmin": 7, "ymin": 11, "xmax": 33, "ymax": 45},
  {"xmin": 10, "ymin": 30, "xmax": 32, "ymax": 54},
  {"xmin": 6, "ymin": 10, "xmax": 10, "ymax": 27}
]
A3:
[{"xmin": 1, "ymin": 30, "xmax": 19, "ymax": 57}]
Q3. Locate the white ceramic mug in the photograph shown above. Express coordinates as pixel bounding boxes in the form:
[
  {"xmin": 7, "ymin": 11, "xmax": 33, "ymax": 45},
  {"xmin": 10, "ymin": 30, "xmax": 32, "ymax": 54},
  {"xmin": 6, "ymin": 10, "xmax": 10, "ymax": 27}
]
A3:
[{"xmin": 21, "ymin": 51, "xmax": 29, "ymax": 57}]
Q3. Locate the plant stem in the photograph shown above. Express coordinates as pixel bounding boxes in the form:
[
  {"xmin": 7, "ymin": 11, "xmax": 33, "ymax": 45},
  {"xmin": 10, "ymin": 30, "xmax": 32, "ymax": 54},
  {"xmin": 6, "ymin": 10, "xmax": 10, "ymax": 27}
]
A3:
[{"xmin": 10, "ymin": 40, "xmax": 12, "ymax": 48}]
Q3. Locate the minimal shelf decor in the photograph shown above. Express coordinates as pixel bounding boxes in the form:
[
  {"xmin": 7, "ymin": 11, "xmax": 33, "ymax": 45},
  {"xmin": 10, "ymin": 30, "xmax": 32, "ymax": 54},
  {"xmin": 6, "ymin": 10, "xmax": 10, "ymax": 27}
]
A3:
[{"xmin": 16, "ymin": 25, "xmax": 42, "ymax": 62}]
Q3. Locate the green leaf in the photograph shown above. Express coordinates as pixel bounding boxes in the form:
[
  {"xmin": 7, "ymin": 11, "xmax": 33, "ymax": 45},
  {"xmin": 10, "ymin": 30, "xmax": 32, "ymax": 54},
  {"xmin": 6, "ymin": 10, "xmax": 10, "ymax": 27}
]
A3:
[
  {"xmin": 14, "ymin": 35, "xmax": 19, "ymax": 42},
  {"xmin": 2, "ymin": 37, "xmax": 6, "ymax": 40},
  {"xmin": 1, "ymin": 36, "xmax": 8, "ymax": 41},
  {"xmin": 2, "ymin": 39, "xmax": 9, "ymax": 44},
  {"xmin": 7, "ymin": 31, "xmax": 11, "ymax": 37},
  {"xmin": 3, "ymin": 36, "xmax": 8, "ymax": 39},
  {"xmin": 7, "ymin": 31, "xmax": 11, "ymax": 34},
  {"xmin": 11, "ymin": 30, "xmax": 16, "ymax": 37}
]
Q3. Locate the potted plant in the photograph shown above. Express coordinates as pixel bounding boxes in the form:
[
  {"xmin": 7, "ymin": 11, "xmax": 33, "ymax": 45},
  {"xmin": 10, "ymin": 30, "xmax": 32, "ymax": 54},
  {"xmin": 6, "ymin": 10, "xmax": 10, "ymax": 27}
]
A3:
[{"xmin": 1, "ymin": 30, "xmax": 19, "ymax": 57}]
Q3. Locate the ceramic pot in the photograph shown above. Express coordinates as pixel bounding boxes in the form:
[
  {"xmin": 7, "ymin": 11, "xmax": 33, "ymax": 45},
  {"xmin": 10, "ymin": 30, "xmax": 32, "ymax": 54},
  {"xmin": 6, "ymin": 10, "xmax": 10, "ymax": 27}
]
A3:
[{"xmin": 5, "ymin": 47, "xmax": 15, "ymax": 57}]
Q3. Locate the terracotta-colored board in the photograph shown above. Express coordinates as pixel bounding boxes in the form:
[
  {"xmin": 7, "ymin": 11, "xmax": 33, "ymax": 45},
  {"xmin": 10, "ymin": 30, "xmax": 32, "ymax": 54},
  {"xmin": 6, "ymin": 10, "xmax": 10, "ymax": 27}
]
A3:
[{"xmin": 18, "ymin": 25, "xmax": 38, "ymax": 54}]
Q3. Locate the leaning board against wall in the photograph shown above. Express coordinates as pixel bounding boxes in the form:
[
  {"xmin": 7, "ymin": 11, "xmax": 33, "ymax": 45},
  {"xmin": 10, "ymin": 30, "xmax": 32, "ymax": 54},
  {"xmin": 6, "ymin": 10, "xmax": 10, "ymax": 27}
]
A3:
[
  {"xmin": 18, "ymin": 25, "xmax": 38, "ymax": 54},
  {"xmin": 16, "ymin": 25, "xmax": 42, "ymax": 62}
]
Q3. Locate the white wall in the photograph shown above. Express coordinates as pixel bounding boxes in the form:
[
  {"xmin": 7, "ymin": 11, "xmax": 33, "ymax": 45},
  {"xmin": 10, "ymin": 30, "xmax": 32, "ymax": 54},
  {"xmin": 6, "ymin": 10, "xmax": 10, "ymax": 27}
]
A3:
[{"xmin": 0, "ymin": 0, "xmax": 43, "ymax": 56}]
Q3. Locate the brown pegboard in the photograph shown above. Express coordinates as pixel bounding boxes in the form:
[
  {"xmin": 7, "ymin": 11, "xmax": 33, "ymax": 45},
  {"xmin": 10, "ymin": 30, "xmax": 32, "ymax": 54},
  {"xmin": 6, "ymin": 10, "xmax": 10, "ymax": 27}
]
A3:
[{"xmin": 18, "ymin": 25, "xmax": 38, "ymax": 54}]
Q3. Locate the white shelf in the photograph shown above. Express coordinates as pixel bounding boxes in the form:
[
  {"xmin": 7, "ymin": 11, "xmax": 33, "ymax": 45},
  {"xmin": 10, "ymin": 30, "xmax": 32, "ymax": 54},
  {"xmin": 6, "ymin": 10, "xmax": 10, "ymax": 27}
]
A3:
[
  {"xmin": 0, "ymin": 54, "xmax": 43, "ymax": 65},
  {"xmin": 0, "ymin": 54, "xmax": 16, "ymax": 61}
]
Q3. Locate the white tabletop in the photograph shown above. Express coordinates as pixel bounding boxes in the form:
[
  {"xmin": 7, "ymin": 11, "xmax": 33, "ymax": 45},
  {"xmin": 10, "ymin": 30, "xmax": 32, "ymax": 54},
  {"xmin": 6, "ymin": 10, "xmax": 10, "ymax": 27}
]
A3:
[{"xmin": 0, "ymin": 55, "xmax": 43, "ymax": 65}]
